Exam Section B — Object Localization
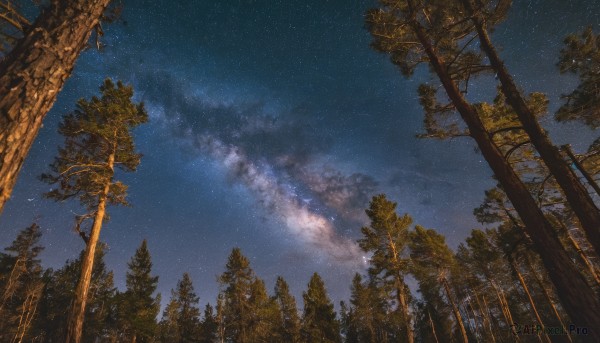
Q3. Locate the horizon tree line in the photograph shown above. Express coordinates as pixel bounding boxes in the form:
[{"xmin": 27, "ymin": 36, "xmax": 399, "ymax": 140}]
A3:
[{"xmin": 1, "ymin": 192, "xmax": 597, "ymax": 342}]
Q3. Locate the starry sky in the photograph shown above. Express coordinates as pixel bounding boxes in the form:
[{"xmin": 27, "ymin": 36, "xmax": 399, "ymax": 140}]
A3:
[{"xmin": 1, "ymin": 0, "xmax": 599, "ymax": 309}]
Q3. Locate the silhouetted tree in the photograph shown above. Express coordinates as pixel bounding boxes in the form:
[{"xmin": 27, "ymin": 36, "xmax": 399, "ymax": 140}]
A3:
[
  {"xmin": 273, "ymin": 276, "xmax": 301, "ymax": 343},
  {"xmin": 119, "ymin": 240, "xmax": 160, "ymax": 343},
  {"xmin": 301, "ymin": 273, "xmax": 341, "ymax": 343}
]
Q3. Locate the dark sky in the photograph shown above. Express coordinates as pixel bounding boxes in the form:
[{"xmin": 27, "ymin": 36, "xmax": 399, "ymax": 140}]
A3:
[{"xmin": 1, "ymin": 0, "xmax": 599, "ymax": 309}]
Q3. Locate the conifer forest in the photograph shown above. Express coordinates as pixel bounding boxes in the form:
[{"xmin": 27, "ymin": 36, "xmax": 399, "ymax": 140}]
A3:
[{"xmin": 2, "ymin": 0, "xmax": 600, "ymax": 342}]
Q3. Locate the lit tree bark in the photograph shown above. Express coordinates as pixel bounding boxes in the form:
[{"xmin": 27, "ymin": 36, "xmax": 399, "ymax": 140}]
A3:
[
  {"xmin": 428, "ymin": 310, "xmax": 440, "ymax": 343},
  {"xmin": 65, "ymin": 151, "xmax": 114, "ymax": 343},
  {"xmin": 402, "ymin": 1, "xmax": 600, "ymax": 335},
  {"xmin": 462, "ymin": 0, "xmax": 600, "ymax": 256},
  {"xmin": 492, "ymin": 283, "xmax": 519, "ymax": 341},
  {"xmin": 441, "ymin": 277, "xmax": 469, "ymax": 343},
  {"xmin": 525, "ymin": 256, "xmax": 573, "ymax": 343},
  {"xmin": 550, "ymin": 211, "xmax": 600, "ymax": 287},
  {"xmin": 389, "ymin": 238, "xmax": 414, "ymax": 343},
  {"xmin": 509, "ymin": 257, "xmax": 551, "ymax": 343},
  {"xmin": 0, "ymin": 0, "xmax": 111, "ymax": 213},
  {"xmin": 563, "ymin": 144, "xmax": 600, "ymax": 197},
  {"xmin": 481, "ymin": 295, "xmax": 498, "ymax": 343}
]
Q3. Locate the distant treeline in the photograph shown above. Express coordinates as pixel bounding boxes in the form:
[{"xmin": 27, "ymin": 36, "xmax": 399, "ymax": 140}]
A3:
[{"xmin": 0, "ymin": 191, "xmax": 597, "ymax": 342}]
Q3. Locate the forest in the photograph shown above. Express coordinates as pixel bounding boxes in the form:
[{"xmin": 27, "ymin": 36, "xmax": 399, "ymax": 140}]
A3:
[{"xmin": 0, "ymin": 0, "xmax": 600, "ymax": 342}]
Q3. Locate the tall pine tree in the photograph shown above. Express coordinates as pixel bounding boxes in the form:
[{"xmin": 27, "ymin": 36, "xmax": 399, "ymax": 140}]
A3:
[
  {"xmin": 0, "ymin": 0, "xmax": 112, "ymax": 213},
  {"xmin": 301, "ymin": 273, "xmax": 341, "ymax": 343},
  {"xmin": 34, "ymin": 243, "xmax": 117, "ymax": 342},
  {"xmin": 366, "ymin": 1, "xmax": 600, "ymax": 332},
  {"xmin": 273, "ymin": 276, "xmax": 301, "ymax": 343},
  {"xmin": 159, "ymin": 272, "xmax": 201, "ymax": 343},
  {"xmin": 219, "ymin": 247, "xmax": 255, "ymax": 343},
  {"xmin": 41, "ymin": 78, "xmax": 147, "ymax": 343},
  {"xmin": 409, "ymin": 226, "xmax": 469, "ymax": 343},
  {"xmin": 119, "ymin": 239, "xmax": 160, "ymax": 343},
  {"xmin": 358, "ymin": 194, "xmax": 413, "ymax": 343}
]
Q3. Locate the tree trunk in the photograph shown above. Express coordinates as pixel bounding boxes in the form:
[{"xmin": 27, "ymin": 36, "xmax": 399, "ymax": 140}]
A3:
[
  {"xmin": 480, "ymin": 295, "xmax": 498, "ymax": 343},
  {"xmin": 396, "ymin": 280, "xmax": 414, "ymax": 343},
  {"xmin": 492, "ymin": 283, "xmax": 519, "ymax": 342},
  {"xmin": 441, "ymin": 277, "xmax": 469, "ymax": 343},
  {"xmin": 387, "ymin": 232, "xmax": 414, "ymax": 343},
  {"xmin": 65, "ymin": 152, "xmax": 114, "ymax": 343},
  {"xmin": 0, "ymin": 0, "xmax": 111, "ymax": 213},
  {"xmin": 405, "ymin": 5, "xmax": 600, "ymax": 337},
  {"xmin": 554, "ymin": 214, "xmax": 600, "ymax": 286},
  {"xmin": 563, "ymin": 144, "xmax": 600, "ymax": 197},
  {"xmin": 428, "ymin": 310, "xmax": 440, "ymax": 343},
  {"xmin": 525, "ymin": 256, "xmax": 573, "ymax": 343},
  {"xmin": 463, "ymin": 0, "xmax": 600, "ymax": 256},
  {"xmin": 509, "ymin": 257, "xmax": 551, "ymax": 343}
]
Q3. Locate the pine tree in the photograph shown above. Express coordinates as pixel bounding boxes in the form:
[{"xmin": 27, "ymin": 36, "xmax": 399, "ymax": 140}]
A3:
[
  {"xmin": 218, "ymin": 247, "xmax": 255, "ymax": 343},
  {"xmin": 358, "ymin": 194, "xmax": 413, "ymax": 342},
  {"xmin": 159, "ymin": 297, "xmax": 181, "ymax": 342},
  {"xmin": 248, "ymin": 277, "xmax": 280, "ymax": 342},
  {"xmin": 347, "ymin": 274, "xmax": 392, "ymax": 343},
  {"xmin": 366, "ymin": 1, "xmax": 600, "ymax": 332},
  {"xmin": 0, "ymin": 1, "xmax": 33, "ymax": 55},
  {"xmin": 409, "ymin": 226, "xmax": 469, "ymax": 343},
  {"xmin": 178, "ymin": 273, "xmax": 201, "ymax": 342},
  {"xmin": 120, "ymin": 239, "xmax": 160, "ymax": 343},
  {"xmin": 0, "ymin": 223, "xmax": 44, "ymax": 342},
  {"xmin": 460, "ymin": 0, "xmax": 600, "ymax": 258},
  {"xmin": 301, "ymin": 272, "xmax": 341, "ymax": 343},
  {"xmin": 557, "ymin": 26, "xmax": 600, "ymax": 129},
  {"xmin": 273, "ymin": 276, "xmax": 301, "ymax": 343},
  {"xmin": 41, "ymin": 78, "xmax": 147, "ymax": 343},
  {"xmin": 200, "ymin": 304, "xmax": 218, "ymax": 343},
  {"xmin": 34, "ymin": 243, "xmax": 117, "ymax": 342},
  {"xmin": 0, "ymin": 0, "xmax": 112, "ymax": 213},
  {"xmin": 159, "ymin": 273, "xmax": 201, "ymax": 342}
]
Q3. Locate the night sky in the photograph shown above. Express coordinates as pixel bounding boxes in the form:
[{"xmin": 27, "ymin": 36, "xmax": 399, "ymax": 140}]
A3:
[{"xmin": 1, "ymin": 0, "xmax": 599, "ymax": 309}]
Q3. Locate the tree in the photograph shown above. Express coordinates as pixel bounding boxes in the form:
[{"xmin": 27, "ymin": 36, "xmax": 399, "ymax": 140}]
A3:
[
  {"xmin": 159, "ymin": 273, "xmax": 201, "ymax": 343},
  {"xmin": 557, "ymin": 26, "xmax": 600, "ymax": 129},
  {"xmin": 41, "ymin": 78, "xmax": 147, "ymax": 343},
  {"xmin": 0, "ymin": 1, "xmax": 33, "ymax": 54},
  {"xmin": 200, "ymin": 304, "xmax": 218, "ymax": 343},
  {"xmin": 301, "ymin": 273, "xmax": 341, "ymax": 343},
  {"xmin": 0, "ymin": 0, "xmax": 112, "ymax": 213},
  {"xmin": 120, "ymin": 239, "xmax": 160, "ymax": 343},
  {"xmin": 159, "ymin": 297, "xmax": 181, "ymax": 342},
  {"xmin": 247, "ymin": 277, "xmax": 280, "ymax": 342},
  {"xmin": 34, "ymin": 244, "xmax": 117, "ymax": 342},
  {"xmin": 0, "ymin": 223, "xmax": 44, "ymax": 343},
  {"xmin": 347, "ymin": 274, "xmax": 393, "ymax": 343},
  {"xmin": 409, "ymin": 226, "xmax": 469, "ymax": 343},
  {"xmin": 460, "ymin": 0, "xmax": 600, "ymax": 258},
  {"xmin": 273, "ymin": 276, "xmax": 301, "ymax": 343},
  {"xmin": 218, "ymin": 247, "xmax": 255, "ymax": 343},
  {"xmin": 358, "ymin": 194, "xmax": 413, "ymax": 342},
  {"xmin": 176, "ymin": 273, "xmax": 202, "ymax": 342},
  {"xmin": 366, "ymin": 1, "xmax": 600, "ymax": 333}
]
